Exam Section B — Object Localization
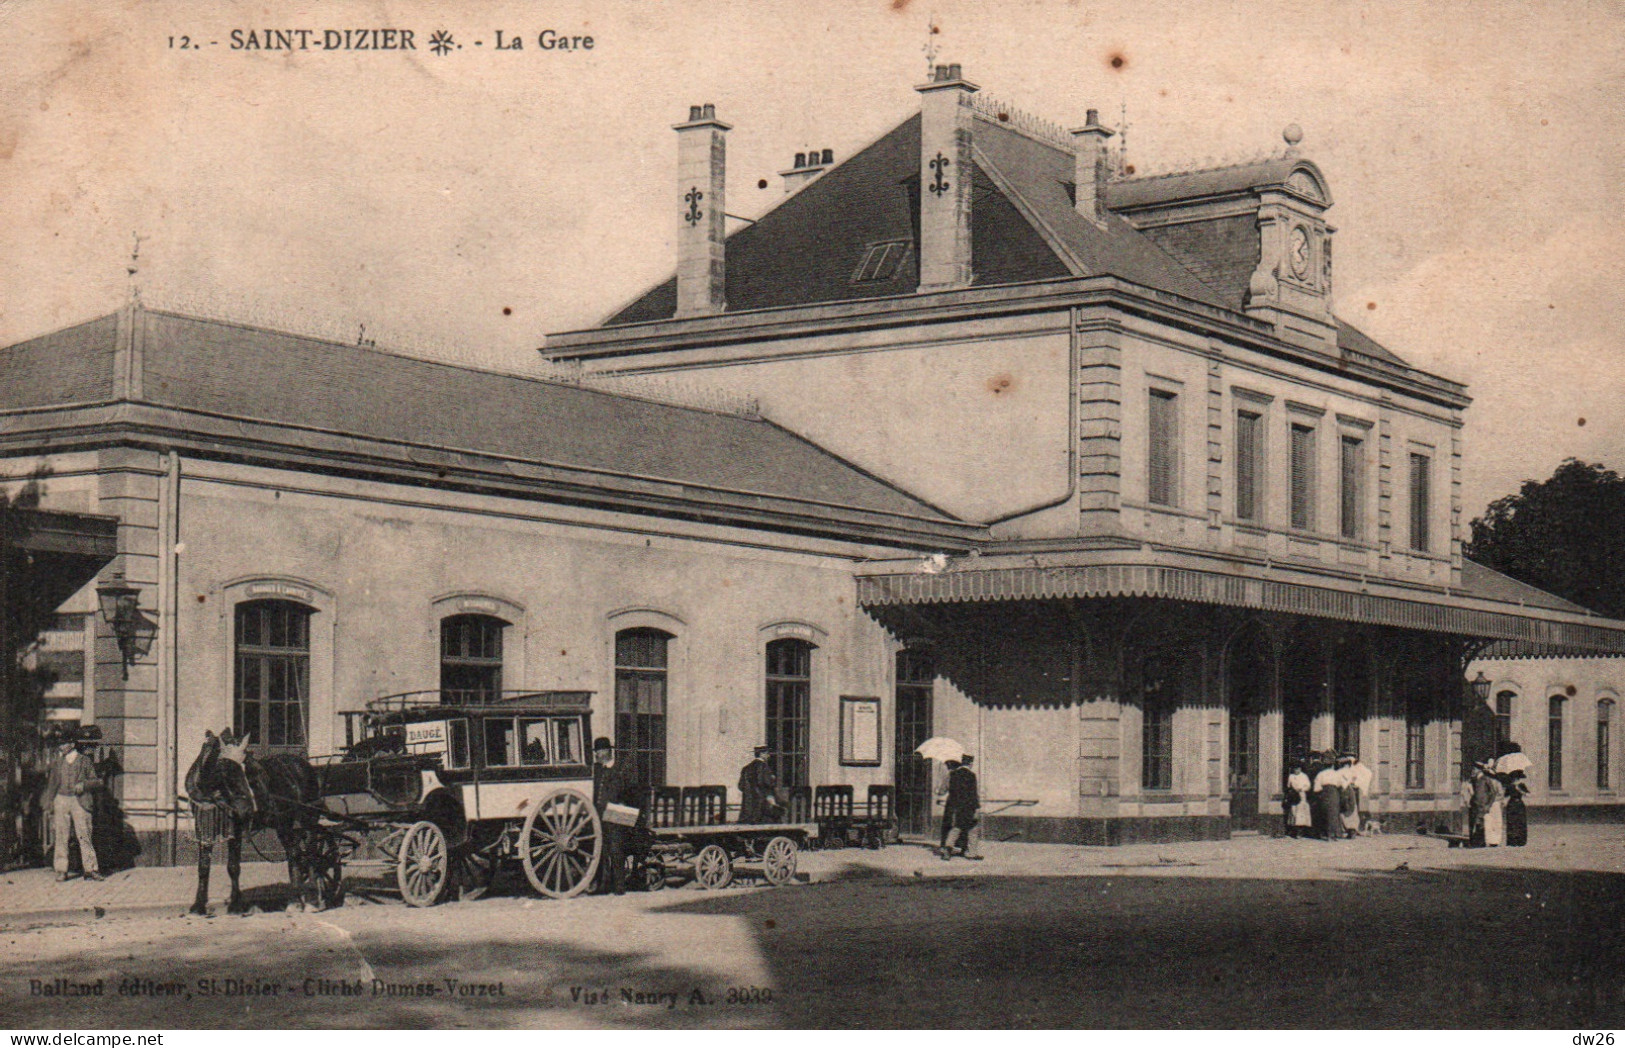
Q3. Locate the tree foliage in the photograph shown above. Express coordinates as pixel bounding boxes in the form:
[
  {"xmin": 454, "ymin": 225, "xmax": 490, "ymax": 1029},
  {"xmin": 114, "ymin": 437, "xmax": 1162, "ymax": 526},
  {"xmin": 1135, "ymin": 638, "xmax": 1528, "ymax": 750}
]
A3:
[{"xmin": 1466, "ymin": 459, "xmax": 1625, "ymax": 619}]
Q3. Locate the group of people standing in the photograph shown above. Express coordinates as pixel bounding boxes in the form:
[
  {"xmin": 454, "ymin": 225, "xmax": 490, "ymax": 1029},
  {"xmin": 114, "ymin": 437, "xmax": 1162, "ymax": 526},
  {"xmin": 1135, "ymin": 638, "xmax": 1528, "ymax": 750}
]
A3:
[
  {"xmin": 1462, "ymin": 740, "xmax": 1530, "ymax": 847},
  {"xmin": 1283, "ymin": 750, "xmax": 1374, "ymax": 840}
]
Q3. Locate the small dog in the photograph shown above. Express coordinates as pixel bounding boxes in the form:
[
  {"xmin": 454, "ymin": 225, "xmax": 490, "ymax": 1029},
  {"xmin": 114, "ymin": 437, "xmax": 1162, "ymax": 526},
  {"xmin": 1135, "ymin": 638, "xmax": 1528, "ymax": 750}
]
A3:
[{"xmin": 1363, "ymin": 818, "xmax": 1385, "ymax": 836}]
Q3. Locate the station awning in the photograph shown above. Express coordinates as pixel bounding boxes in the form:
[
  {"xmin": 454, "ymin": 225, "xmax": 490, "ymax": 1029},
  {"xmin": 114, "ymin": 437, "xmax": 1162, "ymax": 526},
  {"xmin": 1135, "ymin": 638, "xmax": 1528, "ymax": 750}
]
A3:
[
  {"xmin": 855, "ymin": 549, "xmax": 1625, "ymax": 655},
  {"xmin": 4, "ymin": 508, "xmax": 120, "ymax": 612}
]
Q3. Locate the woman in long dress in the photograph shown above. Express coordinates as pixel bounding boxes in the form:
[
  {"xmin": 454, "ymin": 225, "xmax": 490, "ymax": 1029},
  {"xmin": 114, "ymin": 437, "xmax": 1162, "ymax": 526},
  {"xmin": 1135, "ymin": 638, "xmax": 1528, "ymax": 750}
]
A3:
[
  {"xmin": 1312, "ymin": 756, "xmax": 1346, "ymax": 840},
  {"xmin": 1495, "ymin": 743, "xmax": 1531, "ymax": 846},
  {"xmin": 1285, "ymin": 763, "xmax": 1312, "ymax": 838},
  {"xmin": 1481, "ymin": 769, "xmax": 1507, "ymax": 846}
]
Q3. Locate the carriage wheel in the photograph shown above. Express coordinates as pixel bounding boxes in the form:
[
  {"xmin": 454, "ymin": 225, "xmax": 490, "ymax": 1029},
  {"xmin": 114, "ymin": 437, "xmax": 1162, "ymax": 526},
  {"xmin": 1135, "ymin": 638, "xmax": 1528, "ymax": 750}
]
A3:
[
  {"xmin": 694, "ymin": 843, "xmax": 733, "ymax": 890},
  {"xmin": 639, "ymin": 856, "xmax": 667, "ymax": 892},
  {"xmin": 761, "ymin": 836, "xmax": 797, "ymax": 887},
  {"xmin": 308, "ymin": 832, "xmax": 346, "ymax": 909},
  {"xmin": 521, "ymin": 788, "xmax": 602, "ymax": 899},
  {"xmin": 397, "ymin": 821, "xmax": 450, "ymax": 907}
]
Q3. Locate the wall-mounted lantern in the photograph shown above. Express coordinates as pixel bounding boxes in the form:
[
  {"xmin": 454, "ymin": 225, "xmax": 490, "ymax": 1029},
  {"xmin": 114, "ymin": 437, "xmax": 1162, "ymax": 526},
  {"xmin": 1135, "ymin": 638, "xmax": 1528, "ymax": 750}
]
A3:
[{"xmin": 96, "ymin": 571, "xmax": 154, "ymax": 679}]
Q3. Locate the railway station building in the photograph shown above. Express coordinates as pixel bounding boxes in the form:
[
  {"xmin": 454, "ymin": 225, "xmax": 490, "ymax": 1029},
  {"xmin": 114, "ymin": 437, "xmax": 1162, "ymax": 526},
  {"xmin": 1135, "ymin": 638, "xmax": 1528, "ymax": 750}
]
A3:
[{"xmin": 4, "ymin": 65, "xmax": 1624, "ymax": 861}]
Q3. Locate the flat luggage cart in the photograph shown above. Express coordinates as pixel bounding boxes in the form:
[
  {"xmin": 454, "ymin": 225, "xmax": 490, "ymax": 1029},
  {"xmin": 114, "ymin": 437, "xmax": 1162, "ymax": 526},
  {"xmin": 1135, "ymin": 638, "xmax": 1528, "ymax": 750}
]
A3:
[
  {"xmin": 642, "ymin": 822, "xmax": 817, "ymax": 890},
  {"xmin": 311, "ymin": 690, "xmax": 606, "ymax": 906}
]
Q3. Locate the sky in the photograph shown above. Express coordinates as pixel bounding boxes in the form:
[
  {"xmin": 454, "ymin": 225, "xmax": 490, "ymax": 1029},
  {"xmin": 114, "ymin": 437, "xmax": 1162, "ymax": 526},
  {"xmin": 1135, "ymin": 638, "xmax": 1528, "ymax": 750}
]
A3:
[{"xmin": 1, "ymin": 0, "xmax": 1621, "ymax": 521}]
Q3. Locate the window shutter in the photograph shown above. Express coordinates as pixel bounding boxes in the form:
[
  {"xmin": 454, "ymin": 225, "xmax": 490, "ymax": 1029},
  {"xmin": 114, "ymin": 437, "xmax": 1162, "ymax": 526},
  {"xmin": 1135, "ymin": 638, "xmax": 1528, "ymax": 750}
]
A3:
[
  {"xmin": 1235, "ymin": 411, "xmax": 1260, "ymax": 521},
  {"xmin": 1409, "ymin": 453, "xmax": 1431, "ymax": 551},
  {"xmin": 1290, "ymin": 424, "xmax": 1316, "ymax": 530},
  {"xmin": 1340, "ymin": 435, "xmax": 1364, "ymax": 540},
  {"xmin": 1148, "ymin": 390, "xmax": 1178, "ymax": 507}
]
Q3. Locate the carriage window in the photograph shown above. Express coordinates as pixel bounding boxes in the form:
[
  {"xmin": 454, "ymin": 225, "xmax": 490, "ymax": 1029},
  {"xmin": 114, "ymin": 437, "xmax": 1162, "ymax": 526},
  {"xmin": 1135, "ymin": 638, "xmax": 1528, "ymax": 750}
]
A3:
[
  {"xmin": 520, "ymin": 719, "xmax": 551, "ymax": 765},
  {"xmin": 483, "ymin": 718, "xmax": 518, "ymax": 767},
  {"xmin": 234, "ymin": 599, "xmax": 312, "ymax": 753},
  {"xmin": 553, "ymin": 717, "xmax": 584, "ymax": 765},
  {"xmin": 447, "ymin": 719, "xmax": 471, "ymax": 770}
]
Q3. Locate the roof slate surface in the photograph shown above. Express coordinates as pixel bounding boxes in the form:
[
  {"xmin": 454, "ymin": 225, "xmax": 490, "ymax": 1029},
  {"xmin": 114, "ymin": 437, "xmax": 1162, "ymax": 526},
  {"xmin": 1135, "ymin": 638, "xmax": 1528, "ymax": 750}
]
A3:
[
  {"xmin": 606, "ymin": 113, "xmax": 1233, "ymax": 325},
  {"xmin": 1459, "ymin": 559, "xmax": 1596, "ymax": 616},
  {"xmin": 128, "ymin": 309, "xmax": 957, "ymax": 522}
]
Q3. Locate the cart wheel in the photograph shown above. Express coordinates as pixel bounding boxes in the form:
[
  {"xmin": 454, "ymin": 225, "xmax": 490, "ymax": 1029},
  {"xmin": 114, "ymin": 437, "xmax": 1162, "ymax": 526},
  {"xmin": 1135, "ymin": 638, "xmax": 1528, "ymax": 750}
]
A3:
[
  {"xmin": 397, "ymin": 821, "xmax": 450, "ymax": 907},
  {"xmin": 308, "ymin": 833, "xmax": 346, "ymax": 909},
  {"xmin": 761, "ymin": 836, "xmax": 797, "ymax": 887},
  {"xmin": 640, "ymin": 857, "xmax": 667, "ymax": 892},
  {"xmin": 693, "ymin": 843, "xmax": 733, "ymax": 890},
  {"xmin": 521, "ymin": 788, "xmax": 602, "ymax": 899}
]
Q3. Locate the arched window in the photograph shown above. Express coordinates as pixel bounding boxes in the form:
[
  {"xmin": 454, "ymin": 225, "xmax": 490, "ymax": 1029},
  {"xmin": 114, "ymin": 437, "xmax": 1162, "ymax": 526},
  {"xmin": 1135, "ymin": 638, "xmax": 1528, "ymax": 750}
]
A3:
[
  {"xmin": 765, "ymin": 639, "xmax": 814, "ymax": 789},
  {"xmin": 1494, "ymin": 690, "xmax": 1516, "ymax": 751},
  {"xmin": 615, "ymin": 628, "xmax": 671, "ymax": 792},
  {"xmin": 1548, "ymin": 695, "xmax": 1565, "ymax": 790},
  {"xmin": 1141, "ymin": 655, "xmax": 1176, "ymax": 791},
  {"xmin": 441, "ymin": 614, "xmax": 506, "ymax": 704},
  {"xmin": 1599, "ymin": 699, "xmax": 1614, "ymax": 791},
  {"xmin": 234, "ymin": 599, "xmax": 312, "ymax": 753}
]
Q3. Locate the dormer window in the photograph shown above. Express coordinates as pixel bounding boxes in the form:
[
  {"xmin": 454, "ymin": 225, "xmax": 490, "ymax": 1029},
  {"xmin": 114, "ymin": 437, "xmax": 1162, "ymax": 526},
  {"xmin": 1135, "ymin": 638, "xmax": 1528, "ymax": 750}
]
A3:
[{"xmin": 852, "ymin": 240, "xmax": 911, "ymax": 283}]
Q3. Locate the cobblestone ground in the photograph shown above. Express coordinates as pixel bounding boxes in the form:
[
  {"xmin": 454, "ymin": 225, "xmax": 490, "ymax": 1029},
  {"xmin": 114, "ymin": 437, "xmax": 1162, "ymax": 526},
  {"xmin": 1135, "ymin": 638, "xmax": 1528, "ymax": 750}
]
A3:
[{"xmin": 1, "ymin": 825, "xmax": 1620, "ymax": 1028}]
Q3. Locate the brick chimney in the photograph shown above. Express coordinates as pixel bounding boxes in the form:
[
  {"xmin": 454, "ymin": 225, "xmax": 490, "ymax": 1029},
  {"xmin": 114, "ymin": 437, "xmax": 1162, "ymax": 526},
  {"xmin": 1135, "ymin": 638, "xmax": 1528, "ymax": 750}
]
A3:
[
  {"xmin": 915, "ymin": 63, "xmax": 978, "ymax": 292},
  {"xmin": 779, "ymin": 148, "xmax": 832, "ymax": 194},
  {"xmin": 673, "ymin": 103, "xmax": 731, "ymax": 317},
  {"xmin": 1070, "ymin": 109, "xmax": 1114, "ymax": 225}
]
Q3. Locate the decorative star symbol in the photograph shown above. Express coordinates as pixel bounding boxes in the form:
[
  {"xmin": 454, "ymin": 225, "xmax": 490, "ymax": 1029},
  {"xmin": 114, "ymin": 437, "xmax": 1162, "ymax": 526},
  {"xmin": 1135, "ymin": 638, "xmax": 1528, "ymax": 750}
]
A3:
[{"xmin": 428, "ymin": 30, "xmax": 455, "ymax": 56}]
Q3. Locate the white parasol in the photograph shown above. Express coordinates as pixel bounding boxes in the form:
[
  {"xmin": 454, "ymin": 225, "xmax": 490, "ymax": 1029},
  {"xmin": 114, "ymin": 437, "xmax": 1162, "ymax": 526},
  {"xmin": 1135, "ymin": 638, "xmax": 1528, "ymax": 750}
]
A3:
[
  {"xmin": 1494, "ymin": 751, "xmax": 1532, "ymax": 774},
  {"xmin": 915, "ymin": 736, "xmax": 966, "ymax": 762}
]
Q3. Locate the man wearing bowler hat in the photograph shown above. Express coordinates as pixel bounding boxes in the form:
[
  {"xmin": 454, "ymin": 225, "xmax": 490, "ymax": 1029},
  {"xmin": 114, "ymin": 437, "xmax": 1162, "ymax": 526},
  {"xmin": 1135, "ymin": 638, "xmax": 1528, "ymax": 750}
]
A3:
[
  {"xmin": 591, "ymin": 736, "xmax": 639, "ymax": 894},
  {"xmin": 737, "ymin": 744, "xmax": 782, "ymax": 824}
]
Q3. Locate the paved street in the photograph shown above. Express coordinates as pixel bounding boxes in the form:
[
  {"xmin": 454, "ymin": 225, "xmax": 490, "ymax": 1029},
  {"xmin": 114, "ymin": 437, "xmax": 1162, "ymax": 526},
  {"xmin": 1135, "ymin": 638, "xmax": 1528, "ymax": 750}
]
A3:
[{"xmin": 1, "ymin": 826, "xmax": 1621, "ymax": 1028}]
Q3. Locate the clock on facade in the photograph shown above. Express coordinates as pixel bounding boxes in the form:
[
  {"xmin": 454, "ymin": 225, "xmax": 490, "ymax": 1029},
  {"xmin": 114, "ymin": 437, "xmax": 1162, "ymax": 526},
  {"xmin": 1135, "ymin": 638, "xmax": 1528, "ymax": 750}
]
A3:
[{"xmin": 1289, "ymin": 225, "xmax": 1312, "ymax": 281}]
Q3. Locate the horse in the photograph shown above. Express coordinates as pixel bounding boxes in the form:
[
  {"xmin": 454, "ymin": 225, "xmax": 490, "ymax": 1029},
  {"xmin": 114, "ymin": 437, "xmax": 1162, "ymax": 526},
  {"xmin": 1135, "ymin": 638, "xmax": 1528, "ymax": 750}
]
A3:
[{"xmin": 184, "ymin": 729, "xmax": 338, "ymax": 915}]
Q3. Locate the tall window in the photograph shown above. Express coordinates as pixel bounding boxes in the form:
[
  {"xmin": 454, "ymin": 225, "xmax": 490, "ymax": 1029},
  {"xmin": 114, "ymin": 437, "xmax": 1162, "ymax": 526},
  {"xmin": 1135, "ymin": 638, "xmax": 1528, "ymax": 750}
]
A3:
[
  {"xmin": 895, "ymin": 649, "xmax": 936, "ymax": 834},
  {"xmin": 1147, "ymin": 389, "xmax": 1179, "ymax": 507},
  {"xmin": 1141, "ymin": 657, "xmax": 1175, "ymax": 791},
  {"xmin": 1548, "ymin": 695, "xmax": 1565, "ymax": 790},
  {"xmin": 1235, "ymin": 409, "xmax": 1263, "ymax": 521},
  {"xmin": 615, "ymin": 628, "xmax": 671, "ymax": 792},
  {"xmin": 235, "ymin": 600, "xmax": 311, "ymax": 752},
  {"xmin": 441, "ymin": 614, "xmax": 505, "ymax": 704},
  {"xmin": 1290, "ymin": 423, "xmax": 1317, "ymax": 530},
  {"xmin": 1405, "ymin": 705, "xmax": 1426, "ymax": 789},
  {"xmin": 1599, "ymin": 699, "xmax": 1614, "ymax": 790},
  {"xmin": 1339, "ymin": 435, "xmax": 1365, "ymax": 540},
  {"xmin": 765, "ymin": 639, "xmax": 813, "ymax": 789},
  {"xmin": 1409, "ymin": 453, "xmax": 1432, "ymax": 552},
  {"xmin": 1494, "ymin": 690, "xmax": 1515, "ymax": 751}
]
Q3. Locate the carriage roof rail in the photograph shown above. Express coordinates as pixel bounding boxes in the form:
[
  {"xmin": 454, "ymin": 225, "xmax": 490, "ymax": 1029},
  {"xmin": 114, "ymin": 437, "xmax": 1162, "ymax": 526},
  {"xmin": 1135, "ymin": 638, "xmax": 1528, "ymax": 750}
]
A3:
[{"xmin": 363, "ymin": 689, "xmax": 595, "ymax": 715}]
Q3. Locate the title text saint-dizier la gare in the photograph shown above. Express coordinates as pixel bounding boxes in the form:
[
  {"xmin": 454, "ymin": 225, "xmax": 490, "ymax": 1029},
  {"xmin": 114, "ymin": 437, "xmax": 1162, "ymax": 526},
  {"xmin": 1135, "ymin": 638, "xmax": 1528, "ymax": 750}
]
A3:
[{"xmin": 222, "ymin": 28, "xmax": 595, "ymax": 52}]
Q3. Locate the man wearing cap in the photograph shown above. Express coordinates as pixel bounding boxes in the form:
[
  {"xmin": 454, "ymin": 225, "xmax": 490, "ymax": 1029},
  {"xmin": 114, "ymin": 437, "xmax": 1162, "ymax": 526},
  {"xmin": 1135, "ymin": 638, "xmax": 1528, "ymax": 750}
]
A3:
[
  {"xmin": 590, "ymin": 737, "xmax": 640, "ymax": 894},
  {"xmin": 42, "ymin": 731, "xmax": 103, "ymax": 881},
  {"xmin": 737, "ymin": 745, "xmax": 782, "ymax": 824},
  {"xmin": 939, "ymin": 755, "xmax": 982, "ymax": 860}
]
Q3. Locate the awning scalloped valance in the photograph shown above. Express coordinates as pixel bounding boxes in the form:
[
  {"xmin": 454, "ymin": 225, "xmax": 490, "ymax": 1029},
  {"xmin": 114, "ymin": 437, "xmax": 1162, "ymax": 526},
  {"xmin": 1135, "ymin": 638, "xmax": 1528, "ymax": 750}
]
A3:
[{"xmin": 855, "ymin": 563, "xmax": 1625, "ymax": 654}]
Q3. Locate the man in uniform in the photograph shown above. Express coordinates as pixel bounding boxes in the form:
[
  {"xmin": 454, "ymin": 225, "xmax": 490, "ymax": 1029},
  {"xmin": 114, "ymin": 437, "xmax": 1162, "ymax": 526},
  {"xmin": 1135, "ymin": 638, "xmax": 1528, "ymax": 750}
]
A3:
[
  {"xmin": 590, "ymin": 736, "xmax": 639, "ymax": 894},
  {"xmin": 939, "ymin": 754, "xmax": 982, "ymax": 860},
  {"xmin": 737, "ymin": 744, "xmax": 782, "ymax": 824},
  {"xmin": 43, "ymin": 730, "xmax": 103, "ymax": 882}
]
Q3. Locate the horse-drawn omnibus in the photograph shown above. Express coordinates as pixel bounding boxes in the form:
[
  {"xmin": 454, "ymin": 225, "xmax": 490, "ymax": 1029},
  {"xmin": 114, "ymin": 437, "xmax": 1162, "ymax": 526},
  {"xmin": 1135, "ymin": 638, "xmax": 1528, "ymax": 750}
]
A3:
[{"xmin": 314, "ymin": 690, "xmax": 604, "ymax": 905}]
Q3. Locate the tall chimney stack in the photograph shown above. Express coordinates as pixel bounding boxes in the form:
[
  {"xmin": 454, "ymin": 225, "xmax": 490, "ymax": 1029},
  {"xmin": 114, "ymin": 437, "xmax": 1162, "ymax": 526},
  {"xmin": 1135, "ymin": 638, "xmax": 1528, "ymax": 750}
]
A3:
[
  {"xmin": 1070, "ymin": 109, "xmax": 1114, "ymax": 225},
  {"xmin": 915, "ymin": 63, "xmax": 978, "ymax": 293},
  {"xmin": 673, "ymin": 103, "xmax": 731, "ymax": 317}
]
